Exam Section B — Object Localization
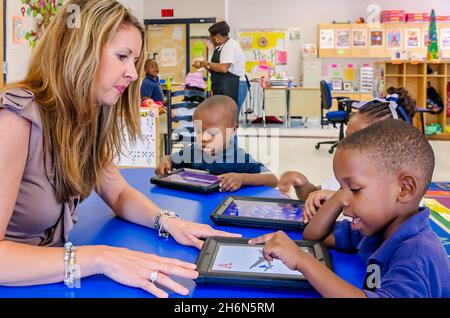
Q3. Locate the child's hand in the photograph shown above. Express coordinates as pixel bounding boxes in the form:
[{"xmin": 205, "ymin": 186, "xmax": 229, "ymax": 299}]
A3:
[
  {"xmin": 304, "ymin": 190, "xmax": 336, "ymax": 224},
  {"xmin": 218, "ymin": 173, "xmax": 243, "ymax": 192},
  {"xmin": 248, "ymin": 231, "xmax": 304, "ymax": 271},
  {"xmin": 156, "ymin": 156, "xmax": 172, "ymax": 175},
  {"xmin": 279, "ymin": 171, "xmax": 308, "ymax": 195}
]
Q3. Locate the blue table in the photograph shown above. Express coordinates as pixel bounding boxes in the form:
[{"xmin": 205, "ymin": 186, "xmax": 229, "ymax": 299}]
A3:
[{"xmin": 1, "ymin": 168, "xmax": 365, "ymax": 298}]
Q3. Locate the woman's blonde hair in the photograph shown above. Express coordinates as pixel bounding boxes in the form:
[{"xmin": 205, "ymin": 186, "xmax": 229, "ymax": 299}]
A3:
[{"xmin": 6, "ymin": 0, "xmax": 145, "ymax": 202}]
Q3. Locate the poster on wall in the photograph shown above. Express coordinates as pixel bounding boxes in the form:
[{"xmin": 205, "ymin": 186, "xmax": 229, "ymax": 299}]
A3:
[
  {"xmin": 370, "ymin": 30, "xmax": 383, "ymax": 47},
  {"xmin": 160, "ymin": 48, "xmax": 178, "ymax": 67},
  {"xmin": 238, "ymin": 29, "xmax": 288, "ymax": 78},
  {"xmin": 387, "ymin": 29, "xmax": 402, "ymax": 49},
  {"xmin": 352, "ymin": 29, "xmax": 367, "ymax": 47},
  {"xmin": 13, "ymin": 16, "xmax": 27, "ymax": 44},
  {"xmin": 335, "ymin": 30, "xmax": 350, "ymax": 49},
  {"xmin": 423, "ymin": 29, "xmax": 429, "ymax": 47},
  {"xmin": 405, "ymin": 29, "xmax": 421, "ymax": 48},
  {"xmin": 440, "ymin": 28, "xmax": 450, "ymax": 49},
  {"xmin": 319, "ymin": 29, "xmax": 334, "ymax": 49}
]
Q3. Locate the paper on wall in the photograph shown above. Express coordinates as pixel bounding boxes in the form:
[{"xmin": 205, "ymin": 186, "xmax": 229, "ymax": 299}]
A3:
[
  {"xmin": 172, "ymin": 27, "xmax": 184, "ymax": 40},
  {"xmin": 160, "ymin": 48, "xmax": 177, "ymax": 67}
]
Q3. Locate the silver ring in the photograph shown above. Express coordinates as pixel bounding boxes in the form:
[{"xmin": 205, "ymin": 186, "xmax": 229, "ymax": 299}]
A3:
[{"xmin": 150, "ymin": 271, "xmax": 159, "ymax": 283}]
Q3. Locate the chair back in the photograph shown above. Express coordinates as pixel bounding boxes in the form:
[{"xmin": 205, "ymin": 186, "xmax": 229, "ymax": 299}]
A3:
[{"xmin": 320, "ymin": 80, "xmax": 333, "ymax": 110}]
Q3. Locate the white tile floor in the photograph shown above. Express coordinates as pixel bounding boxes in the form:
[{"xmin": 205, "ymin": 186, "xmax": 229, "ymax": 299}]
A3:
[{"xmin": 237, "ymin": 120, "xmax": 450, "ymax": 189}]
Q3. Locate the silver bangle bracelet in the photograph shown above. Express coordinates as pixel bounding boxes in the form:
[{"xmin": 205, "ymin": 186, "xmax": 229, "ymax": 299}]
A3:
[{"xmin": 154, "ymin": 210, "xmax": 179, "ymax": 239}]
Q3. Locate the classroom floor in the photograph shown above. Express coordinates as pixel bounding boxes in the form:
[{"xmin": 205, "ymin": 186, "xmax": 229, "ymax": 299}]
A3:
[{"xmin": 237, "ymin": 118, "xmax": 450, "ymax": 193}]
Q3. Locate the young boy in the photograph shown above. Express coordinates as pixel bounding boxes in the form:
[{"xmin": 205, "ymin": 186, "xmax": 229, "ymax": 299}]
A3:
[
  {"xmin": 250, "ymin": 119, "xmax": 450, "ymax": 297},
  {"xmin": 141, "ymin": 59, "xmax": 164, "ymax": 103},
  {"xmin": 156, "ymin": 95, "xmax": 278, "ymax": 192}
]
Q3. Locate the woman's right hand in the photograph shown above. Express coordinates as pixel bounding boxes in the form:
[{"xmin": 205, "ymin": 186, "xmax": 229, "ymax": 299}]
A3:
[
  {"xmin": 278, "ymin": 171, "xmax": 308, "ymax": 195},
  {"xmin": 155, "ymin": 156, "xmax": 172, "ymax": 175},
  {"xmin": 98, "ymin": 245, "xmax": 198, "ymax": 298},
  {"xmin": 303, "ymin": 190, "xmax": 336, "ymax": 224}
]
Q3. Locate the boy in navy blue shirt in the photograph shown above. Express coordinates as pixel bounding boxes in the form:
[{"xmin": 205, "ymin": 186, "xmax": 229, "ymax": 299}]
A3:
[
  {"xmin": 140, "ymin": 59, "xmax": 164, "ymax": 103},
  {"xmin": 156, "ymin": 95, "xmax": 278, "ymax": 192},
  {"xmin": 250, "ymin": 119, "xmax": 450, "ymax": 297}
]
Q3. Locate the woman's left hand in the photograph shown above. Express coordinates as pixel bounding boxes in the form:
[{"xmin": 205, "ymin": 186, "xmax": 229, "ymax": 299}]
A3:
[{"xmin": 164, "ymin": 217, "xmax": 242, "ymax": 249}]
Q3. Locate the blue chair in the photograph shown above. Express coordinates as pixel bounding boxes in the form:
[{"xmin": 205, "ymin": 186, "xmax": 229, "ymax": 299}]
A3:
[{"xmin": 315, "ymin": 80, "xmax": 357, "ymax": 154}]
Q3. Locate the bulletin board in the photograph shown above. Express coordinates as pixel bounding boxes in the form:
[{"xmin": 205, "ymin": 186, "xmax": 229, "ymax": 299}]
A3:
[
  {"xmin": 116, "ymin": 109, "xmax": 159, "ymax": 168},
  {"xmin": 237, "ymin": 29, "xmax": 288, "ymax": 78},
  {"xmin": 146, "ymin": 24, "xmax": 187, "ymax": 84}
]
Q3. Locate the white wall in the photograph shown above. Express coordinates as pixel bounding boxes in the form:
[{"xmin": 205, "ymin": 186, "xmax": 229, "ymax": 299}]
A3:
[
  {"xmin": 119, "ymin": 0, "xmax": 144, "ymax": 23},
  {"xmin": 143, "ymin": 0, "xmax": 226, "ymax": 20}
]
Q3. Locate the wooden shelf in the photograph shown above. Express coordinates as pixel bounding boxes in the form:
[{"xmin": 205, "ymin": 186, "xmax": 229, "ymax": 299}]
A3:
[
  {"xmin": 377, "ymin": 61, "xmax": 449, "ymax": 135},
  {"xmin": 427, "ymin": 133, "xmax": 450, "ymax": 141},
  {"xmin": 318, "ymin": 23, "xmax": 450, "ymax": 58}
]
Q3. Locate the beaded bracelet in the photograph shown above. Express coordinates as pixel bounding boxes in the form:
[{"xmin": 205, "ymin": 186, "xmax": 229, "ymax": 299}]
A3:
[
  {"xmin": 154, "ymin": 210, "xmax": 179, "ymax": 239},
  {"xmin": 63, "ymin": 242, "xmax": 80, "ymax": 288}
]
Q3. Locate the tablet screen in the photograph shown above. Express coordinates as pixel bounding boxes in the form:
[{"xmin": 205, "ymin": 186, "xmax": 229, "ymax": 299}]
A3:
[
  {"xmin": 161, "ymin": 171, "xmax": 219, "ymax": 186},
  {"xmin": 211, "ymin": 244, "xmax": 314, "ymax": 277},
  {"xmin": 222, "ymin": 199, "xmax": 303, "ymax": 222}
]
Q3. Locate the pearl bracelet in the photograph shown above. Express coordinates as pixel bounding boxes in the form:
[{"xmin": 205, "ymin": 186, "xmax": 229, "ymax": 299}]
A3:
[{"xmin": 63, "ymin": 242, "xmax": 80, "ymax": 288}]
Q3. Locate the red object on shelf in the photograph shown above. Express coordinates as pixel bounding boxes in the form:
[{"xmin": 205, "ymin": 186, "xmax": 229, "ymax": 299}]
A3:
[
  {"xmin": 381, "ymin": 10, "xmax": 406, "ymax": 23},
  {"xmin": 436, "ymin": 16, "xmax": 450, "ymax": 22},
  {"xmin": 406, "ymin": 13, "xmax": 430, "ymax": 22}
]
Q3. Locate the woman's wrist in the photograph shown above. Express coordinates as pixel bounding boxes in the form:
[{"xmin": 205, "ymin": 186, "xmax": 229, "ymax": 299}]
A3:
[
  {"xmin": 77, "ymin": 245, "xmax": 105, "ymax": 277},
  {"xmin": 162, "ymin": 215, "xmax": 182, "ymax": 234}
]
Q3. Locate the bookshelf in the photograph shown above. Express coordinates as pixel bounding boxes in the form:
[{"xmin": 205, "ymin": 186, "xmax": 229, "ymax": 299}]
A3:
[{"xmin": 376, "ymin": 61, "xmax": 450, "ymax": 139}]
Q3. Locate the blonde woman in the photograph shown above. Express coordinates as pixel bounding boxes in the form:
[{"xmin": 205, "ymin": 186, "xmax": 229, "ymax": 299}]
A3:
[{"xmin": 0, "ymin": 0, "xmax": 238, "ymax": 298}]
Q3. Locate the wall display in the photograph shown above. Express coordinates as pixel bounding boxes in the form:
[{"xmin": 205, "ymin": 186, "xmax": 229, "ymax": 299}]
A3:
[
  {"xmin": 423, "ymin": 28, "xmax": 429, "ymax": 47},
  {"xmin": 352, "ymin": 29, "xmax": 367, "ymax": 47},
  {"xmin": 238, "ymin": 29, "xmax": 288, "ymax": 78},
  {"xmin": 13, "ymin": 16, "xmax": 26, "ymax": 44},
  {"xmin": 319, "ymin": 29, "xmax": 334, "ymax": 49},
  {"xmin": 440, "ymin": 28, "xmax": 450, "ymax": 49},
  {"xmin": 387, "ymin": 28, "xmax": 402, "ymax": 48},
  {"xmin": 405, "ymin": 29, "xmax": 421, "ymax": 48},
  {"xmin": 335, "ymin": 29, "xmax": 350, "ymax": 49},
  {"xmin": 370, "ymin": 30, "xmax": 383, "ymax": 47}
]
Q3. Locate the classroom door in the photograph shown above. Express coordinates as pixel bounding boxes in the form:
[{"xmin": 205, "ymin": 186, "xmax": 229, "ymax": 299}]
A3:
[{"xmin": 146, "ymin": 24, "xmax": 187, "ymax": 84}]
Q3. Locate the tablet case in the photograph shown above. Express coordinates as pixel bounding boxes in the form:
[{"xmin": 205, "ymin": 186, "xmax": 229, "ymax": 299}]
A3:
[
  {"xmin": 196, "ymin": 237, "xmax": 332, "ymax": 289},
  {"xmin": 210, "ymin": 196, "xmax": 306, "ymax": 230},
  {"xmin": 150, "ymin": 168, "xmax": 220, "ymax": 193}
]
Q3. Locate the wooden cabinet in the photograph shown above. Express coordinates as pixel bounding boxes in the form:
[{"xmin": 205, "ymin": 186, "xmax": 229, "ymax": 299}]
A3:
[
  {"xmin": 377, "ymin": 61, "xmax": 450, "ymax": 139},
  {"xmin": 331, "ymin": 91, "xmax": 374, "ymax": 110}
]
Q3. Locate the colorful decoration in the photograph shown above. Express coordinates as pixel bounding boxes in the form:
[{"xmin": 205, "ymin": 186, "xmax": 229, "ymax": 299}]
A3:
[
  {"xmin": 20, "ymin": 0, "xmax": 64, "ymax": 48},
  {"xmin": 428, "ymin": 9, "xmax": 439, "ymax": 61}
]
